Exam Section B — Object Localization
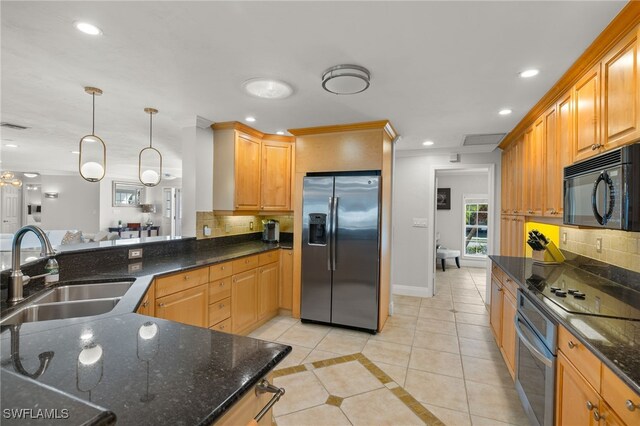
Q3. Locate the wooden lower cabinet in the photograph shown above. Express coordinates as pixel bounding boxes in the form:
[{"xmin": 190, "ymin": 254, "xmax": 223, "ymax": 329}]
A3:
[
  {"xmin": 258, "ymin": 262, "xmax": 279, "ymax": 320},
  {"xmin": 231, "ymin": 269, "xmax": 259, "ymax": 334},
  {"xmin": 279, "ymin": 249, "xmax": 293, "ymax": 310},
  {"xmin": 216, "ymin": 374, "xmax": 274, "ymax": 426},
  {"xmin": 489, "ymin": 265, "xmax": 516, "ymax": 379},
  {"xmin": 556, "ymin": 351, "xmax": 601, "ymax": 426},
  {"xmin": 137, "ymin": 282, "xmax": 155, "ymax": 316},
  {"xmin": 156, "ymin": 284, "xmax": 208, "ymax": 328}
]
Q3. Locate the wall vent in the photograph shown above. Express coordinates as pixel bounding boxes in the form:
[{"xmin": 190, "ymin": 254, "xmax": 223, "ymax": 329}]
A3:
[
  {"xmin": 0, "ymin": 122, "xmax": 29, "ymax": 130},
  {"xmin": 462, "ymin": 133, "xmax": 506, "ymax": 146}
]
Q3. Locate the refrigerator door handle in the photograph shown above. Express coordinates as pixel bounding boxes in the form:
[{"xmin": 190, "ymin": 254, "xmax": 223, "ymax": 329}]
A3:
[
  {"xmin": 331, "ymin": 196, "xmax": 339, "ymax": 270},
  {"xmin": 327, "ymin": 196, "xmax": 334, "ymax": 271}
]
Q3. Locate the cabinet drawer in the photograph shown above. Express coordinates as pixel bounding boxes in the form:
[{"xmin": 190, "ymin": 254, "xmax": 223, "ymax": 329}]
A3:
[
  {"xmin": 502, "ymin": 274, "xmax": 518, "ymax": 298},
  {"xmin": 209, "ymin": 297, "xmax": 231, "ymax": 326},
  {"xmin": 209, "ymin": 278, "xmax": 231, "ymax": 304},
  {"xmin": 601, "ymin": 364, "xmax": 640, "ymax": 426},
  {"xmin": 259, "ymin": 250, "xmax": 278, "ymax": 266},
  {"xmin": 558, "ymin": 326, "xmax": 602, "ymax": 389},
  {"xmin": 232, "ymin": 255, "xmax": 259, "ymax": 274},
  {"xmin": 210, "ymin": 317, "xmax": 232, "ymax": 334},
  {"xmin": 209, "ymin": 261, "xmax": 233, "ymax": 281},
  {"xmin": 156, "ymin": 267, "xmax": 209, "ymax": 298},
  {"xmin": 491, "ymin": 263, "xmax": 504, "ymax": 283}
]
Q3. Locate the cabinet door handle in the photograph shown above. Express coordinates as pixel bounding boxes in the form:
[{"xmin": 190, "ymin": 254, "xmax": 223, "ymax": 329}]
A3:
[
  {"xmin": 233, "ymin": 278, "xmax": 237, "ymax": 283},
  {"xmin": 158, "ymin": 302, "xmax": 165, "ymax": 308},
  {"xmin": 184, "ymin": 275, "xmax": 190, "ymax": 281},
  {"xmin": 593, "ymin": 409, "xmax": 601, "ymax": 421},
  {"xmin": 219, "ymin": 324, "xmax": 225, "ymax": 330},
  {"xmin": 591, "ymin": 143, "xmax": 602, "ymax": 151},
  {"xmin": 219, "ymin": 303, "xmax": 225, "ymax": 309},
  {"xmin": 586, "ymin": 401, "xmax": 595, "ymax": 411},
  {"xmin": 221, "ymin": 266, "xmax": 225, "ymax": 270},
  {"xmin": 219, "ymin": 282, "xmax": 225, "ymax": 287},
  {"xmin": 142, "ymin": 301, "xmax": 148, "ymax": 308},
  {"xmin": 626, "ymin": 400, "xmax": 638, "ymax": 411},
  {"xmin": 568, "ymin": 340, "xmax": 577, "ymax": 349},
  {"xmin": 498, "ymin": 288, "xmax": 503, "ymax": 292}
]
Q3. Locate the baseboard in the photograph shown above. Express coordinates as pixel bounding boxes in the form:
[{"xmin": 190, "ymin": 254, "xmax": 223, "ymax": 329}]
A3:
[{"xmin": 392, "ymin": 284, "xmax": 431, "ymax": 298}]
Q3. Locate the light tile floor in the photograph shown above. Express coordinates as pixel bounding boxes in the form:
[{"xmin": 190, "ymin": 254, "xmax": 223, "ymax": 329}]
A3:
[{"xmin": 248, "ymin": 266, "xmax": 529, "ymax": 425}]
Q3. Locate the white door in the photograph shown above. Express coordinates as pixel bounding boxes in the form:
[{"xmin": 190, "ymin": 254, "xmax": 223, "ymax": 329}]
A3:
[
  {"xmin": 161, "ymin": 188, "xmax": 182, "ymax": 237},
  {"xmin": 1, "ymin": 185, "xmax": 22, "ymax": 233}
]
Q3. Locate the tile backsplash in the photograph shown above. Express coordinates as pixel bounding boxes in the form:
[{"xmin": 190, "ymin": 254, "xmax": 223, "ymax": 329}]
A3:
[
  {"xmin": 559, "ymin": 226, "xmax": 640, "ymax": 272},
  {"xmin": 196, "ymin": 212, "xmax": 293, "ymax": 239}
]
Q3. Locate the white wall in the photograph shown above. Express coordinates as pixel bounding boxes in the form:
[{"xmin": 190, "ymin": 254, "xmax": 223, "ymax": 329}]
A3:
[
  {"xmin": 392, "ymin": 150, "xmax": 501, "ymax": 297},
  {"xmin": 181, "ymin": 117, "xmax": 214, "ymax": 237},
  {"xmin": 40, "ymin": 175, "xmax": 100, "ymax": 232},
  {"xmin": 435, "ymin": 172, "xmax": 488, "ymax": 267}
]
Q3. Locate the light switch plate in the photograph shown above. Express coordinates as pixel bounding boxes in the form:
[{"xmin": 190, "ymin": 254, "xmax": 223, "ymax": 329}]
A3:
[
  {"xmin": 596, "ymin": 237, "xmax": 602, "ymax": 253},
  {"xmin": 412, "ymin": 218, "xmax": 428, "ymax": 228},
  {"xmin": 203, "ymin": 225, "xmax": 212, "ymax": 237},
  {"xmin": 128, "ymin": 262, "xmax": 143, "ymax": 273},
  {"xmin": 128, "ymin": 248, "xmax": 143, "ymax": 259},
  {"xmin": 562, "ymin": 232, "xmax": 567, "ymax": 244}
]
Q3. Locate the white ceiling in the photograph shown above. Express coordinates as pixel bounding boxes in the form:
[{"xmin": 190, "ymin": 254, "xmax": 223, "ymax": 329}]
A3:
[{"xmin": 0, "ymin": 1, "xmax": 626, "ymax": 179}]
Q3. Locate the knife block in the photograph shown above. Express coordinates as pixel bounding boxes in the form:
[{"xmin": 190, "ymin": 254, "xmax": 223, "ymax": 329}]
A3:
[{"xmin": 532, "ymin": 241, "xmax": 565, "ymax": 264}]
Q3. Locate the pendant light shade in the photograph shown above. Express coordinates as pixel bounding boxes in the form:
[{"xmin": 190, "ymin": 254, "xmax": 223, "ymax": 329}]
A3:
[
  {"xmin": 79, "ymin": 87, "xmax": 106, "ymax": 182},
  {"xmin": 139, "ymin": 108, "xmax": 162, "ymax": 187}
]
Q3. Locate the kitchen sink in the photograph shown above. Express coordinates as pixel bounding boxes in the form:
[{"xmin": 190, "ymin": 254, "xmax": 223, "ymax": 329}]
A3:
[
  {"xmin": 36, "ymin": 282, "xmax": 133, "ymax": 304},
  {"xmin": 1, "ymin": 298, "xmax": 122, "ymax": 325}
]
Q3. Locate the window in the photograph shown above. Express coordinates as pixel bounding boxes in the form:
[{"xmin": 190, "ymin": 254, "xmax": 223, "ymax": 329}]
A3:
[{"xmin": 463, "ymin": 195, "xmax": 488, "ymax": 257}]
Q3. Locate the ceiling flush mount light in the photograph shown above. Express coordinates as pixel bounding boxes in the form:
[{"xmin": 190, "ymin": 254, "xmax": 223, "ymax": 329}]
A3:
[
  {"xmin": 276, "ymin": 131, "xmax": 285, "ymax": 135},
  {"xmin": 499, "ymin": 109, "xmax": 513, "ymax": 116},
  {"xmin": 322, "ymin": 64, "xmax": 371, "ymax": 95},
  {"xmin": 0, "ymin": 171, "xmax": 22, "ymax": 187},
  {"xmin": 79, "ymin": 87, "xmax": 107, "ymax": 182},
  {"xmin": 5, "ymin": 144, "xmax": 18, "ymax": 148},
  {"xmin": 23, "ymin": 173, "xmax": 39, "ymax": 178},
  {"xmin": 519, "ymin": 69, "xmax": 539, "ymax": 78},
  {"xmin": 74, "ymin": 21, "xmax": 102, "ymax": 36},
  {"xmin": 245, "ymin": 116, "xmax": 256, "ymax": 123},
  {"xmin": 422, "ymin": 141, "xmax": 434, "ymax": 146},
  {"xmin": 242, "ymin": 78, "xmax": 293, "ymax": 99},
  {"xmin": 139, "ymin": 108, "xmax": 162, "ymax": 187}
]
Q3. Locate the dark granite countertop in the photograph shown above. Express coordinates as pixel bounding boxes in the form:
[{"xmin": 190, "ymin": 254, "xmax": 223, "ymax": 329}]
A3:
[
  {"xmin": 1, "ymin": 238, "xmax": 293, "ymax": 425},
  {"xmin": 489, "ymin": 255, "xmax": 640, "ymax": 395}
]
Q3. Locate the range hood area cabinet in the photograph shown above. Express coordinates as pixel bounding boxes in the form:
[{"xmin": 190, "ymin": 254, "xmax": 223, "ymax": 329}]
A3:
[{"xmin": 211, "ymin": 122, "xmax": 293, "ymax": 212}]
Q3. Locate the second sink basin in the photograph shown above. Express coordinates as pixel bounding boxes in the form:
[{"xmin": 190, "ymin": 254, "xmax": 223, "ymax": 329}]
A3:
[
  {"xmin": 2, "ymin": 298, "xmax": 122, "ymax": 325},
  {"xmin": 37, "ymin": 282, "xmax": 133, "ymax": 304}
]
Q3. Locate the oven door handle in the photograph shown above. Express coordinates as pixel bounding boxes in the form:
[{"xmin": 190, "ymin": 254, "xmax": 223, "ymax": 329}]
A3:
[{"xmin": 515, "ymin": 316, "xmax": 553, "ymax": 368}]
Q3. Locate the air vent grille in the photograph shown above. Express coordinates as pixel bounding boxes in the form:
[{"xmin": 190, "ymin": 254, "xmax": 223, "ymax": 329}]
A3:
[
  {"xmin": 462, "ymin": 133, "xmax": 506, "ymax": 146},
  {"xmin": 564, "ymin": 149, "xmax": 622, "ymax": 178},
  {"xmin": 0, "ymin": 122, "xmax": 28, "ymax": 130}
]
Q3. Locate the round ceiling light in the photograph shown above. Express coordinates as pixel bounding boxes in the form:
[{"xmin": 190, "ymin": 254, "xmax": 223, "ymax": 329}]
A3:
[
  {"xmin": 519, "ymin": 69, "xmax": 539, "ymax": 78},
  {"xmin": 23, "ymin": 173, "xmax": 39, "ymax": 178},
  {"xmin": 499, "ymin": 109, "xmax": 513, "ymax": 115},
  {"xmin": 74, "ymin": 21, "xmax": 102, "ymax": 36},
  {"xmin": 242, "ymin": 78, "xmax": 293, "ymax": 99},
  {"xmin": 322, "ymin": 64, "xmax": 370, "ymax": 95},
  {"xmin": 276, "ymin": 131, "xmax": 285, "ymax": 135},
  {"xmin": 423, "ymin": 140, "xmax": 435, "ymax": 146},
  {"xmin": 245, "ymin": 116, "xmax": 256, "ymax": 123}
]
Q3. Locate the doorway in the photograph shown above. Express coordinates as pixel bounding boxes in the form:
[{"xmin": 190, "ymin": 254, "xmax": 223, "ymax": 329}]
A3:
[
  {"xmin": 1, "ymin": 185, "xmax": 22, "ymax": 233},
  {"xmin": 429, "ymin": 165, "xmax": 495, "ymax": 301},
  {"xmin": 162, "ymin": 187, "xmax": 182, "ymax": 237}
]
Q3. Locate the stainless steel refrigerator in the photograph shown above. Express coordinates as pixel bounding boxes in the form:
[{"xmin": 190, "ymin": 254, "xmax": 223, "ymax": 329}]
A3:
[{"xmin": 301, "ymin": 174, "xmax": 380, "ymax": 332}]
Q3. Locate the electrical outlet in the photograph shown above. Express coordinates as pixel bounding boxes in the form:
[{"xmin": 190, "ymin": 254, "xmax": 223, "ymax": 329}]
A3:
[
  {"xmin": 203, "ymin": 225, "xmax": 211, "ymax": 237},
  {"xmin": 596, "ymin": 237, "xmax": 602, "ymax": 253},
  {"xmin": 562, "ymin": 232, "xmax": 567, "ymax": 244},
  {"xmin": 128, "ymin": 248, "xmax": 143, "ymax": 259},
  {"xmin": 128, "ymin": 262, "xmax": 142, "ymax": 273},
  {"xmin": 249, "ymin": 221, "xmax": 254, "ymax": 230}
]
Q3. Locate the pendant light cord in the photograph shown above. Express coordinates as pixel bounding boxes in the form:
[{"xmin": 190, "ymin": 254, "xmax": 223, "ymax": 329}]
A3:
[
  {"xmin": 149, "ymin": 112, "xmax": 153, "ymax": 148},
  {"xmin": 91, "ymin": 92, "xmax": 96, "ymax": 135}
]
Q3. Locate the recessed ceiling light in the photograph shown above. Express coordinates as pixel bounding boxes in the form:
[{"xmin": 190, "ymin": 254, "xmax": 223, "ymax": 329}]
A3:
[
  {"xmin": 245, "ymin": 116, "xmax": 256, "ymax": 123},
  {"xmin": 499, "ymin": 109, "xmax": 512, "ymax": 115},
  {"xmin": 71, "ymin": 150, "xmax": 80, "ymax": 154},
  {"xmin": 24, "ymin": 173, "xmax": 39, "ymax": 178},
  {"xmin": 242, "ymin": 78, "xmax": 293, "ymax": 99},
  {"xmin": 519, "ymin": 69, "xmax": 539, "ymax": 78},
  {"xmin": 5, "ymin": 144, "xmax": 18, "ymax": 148},
  {"xmin": 74, "ymin": 21, "xmax": 102, "ymax": 36},
  {"xmin": 422, "ymin": 141, "xmax": 434, "ymax": 146},
  {"xmin": 276, "ymin": 131, "xmax": 285, "ymax": 135}
]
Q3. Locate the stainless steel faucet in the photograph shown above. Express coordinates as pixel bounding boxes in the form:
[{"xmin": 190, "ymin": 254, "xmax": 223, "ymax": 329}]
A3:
[{"xmin": 8, "ymin": 225, "xmax": 56, "ymax": 305}]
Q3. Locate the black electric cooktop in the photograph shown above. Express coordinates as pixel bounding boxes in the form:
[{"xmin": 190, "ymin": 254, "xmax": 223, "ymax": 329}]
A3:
[{"xmin": 526, "ymin": 266, "xmax": 640, "ymax": 321}]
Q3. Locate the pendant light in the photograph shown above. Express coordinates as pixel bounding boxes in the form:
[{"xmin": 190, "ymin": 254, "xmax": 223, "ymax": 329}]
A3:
[
  {"xmin": 138, "ymin": 108, "xmax": 162, "ymax": 187},
  {"xmin": 79, "ymin": 87, "xmax": 107, "ymax": 182}
]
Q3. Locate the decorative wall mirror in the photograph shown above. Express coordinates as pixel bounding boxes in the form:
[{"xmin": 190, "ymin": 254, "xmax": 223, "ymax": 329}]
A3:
[{"xmin": 112, "ymin": 181, "xmax": 144, "ymax": 207}]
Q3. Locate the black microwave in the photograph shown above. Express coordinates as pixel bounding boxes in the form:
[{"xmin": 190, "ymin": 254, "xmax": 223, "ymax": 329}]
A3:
[{"xmin": 564, "ymin": 143, "xmax": 640, "ymax": 231}]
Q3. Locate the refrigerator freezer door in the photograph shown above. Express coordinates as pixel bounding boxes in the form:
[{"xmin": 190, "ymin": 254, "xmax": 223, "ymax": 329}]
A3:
[
  {"xmin": 301, "ymin": 177, "xmax": 334, "ymax": 323},
  {"xmin": 332, "ymin": 176, "xmax": 380, "ymax": 330}
]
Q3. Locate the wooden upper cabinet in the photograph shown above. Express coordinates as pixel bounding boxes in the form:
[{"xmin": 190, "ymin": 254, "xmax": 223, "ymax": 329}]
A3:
[
  {"xmin": 213, "ymin": 123, "xmax": 294, "ymax": 212},
  {"xmin": 501, "ymin": 149, "xmax": 510, "ymax": 214},
  {"xmin": 550, "ymin": 91, "xmax": 574, "ymax": 217},
  {"xmin": 602, "ymin": 25, "xmax": 640, "ymax": 150},
  {"xmin": 543, "ymin": 104, "xmax": 560, "ymax": 217},
  {"xmin": 574, "ymin": 64, "xmax": 602, "ymax": 162},
  {"xmin": 261, "ymin": 139, "xmax": 292, "ymax": 211},
  {"xmin": 525, "ymin": 118, "xmax": 544, "ymax": 216},
  {"xmin": 234, "ymin": 133, "xmax": 262, "ymax": 210}
]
